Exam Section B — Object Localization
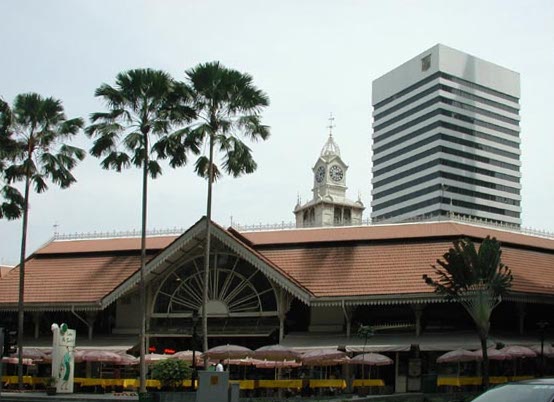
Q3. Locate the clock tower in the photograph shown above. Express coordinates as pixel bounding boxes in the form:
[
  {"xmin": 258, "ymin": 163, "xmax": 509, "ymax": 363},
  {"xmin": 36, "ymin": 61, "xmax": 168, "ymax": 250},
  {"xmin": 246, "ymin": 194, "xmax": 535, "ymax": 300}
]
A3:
[{"xmin": 294, "ymin": 118, "xmax": 365, "ymax": 228}]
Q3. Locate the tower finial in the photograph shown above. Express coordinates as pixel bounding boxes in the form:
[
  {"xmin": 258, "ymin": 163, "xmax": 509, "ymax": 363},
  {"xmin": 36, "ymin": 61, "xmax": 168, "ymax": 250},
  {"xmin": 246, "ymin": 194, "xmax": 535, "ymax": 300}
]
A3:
[{"xmin": 327, "ymin": 113, "xmax": 335, "ymax": 137}]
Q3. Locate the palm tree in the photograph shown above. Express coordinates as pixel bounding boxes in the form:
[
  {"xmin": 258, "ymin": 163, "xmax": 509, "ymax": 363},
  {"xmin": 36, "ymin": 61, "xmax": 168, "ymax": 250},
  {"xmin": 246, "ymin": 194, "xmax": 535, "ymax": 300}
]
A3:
[
  {"xmin": 3, "ymin": 93, "xmax": 84, "ymax": 388},
  {"xmin": 423, "ymin": 236, "xmax": 513, "ymax": 389},
  {"xmin": 182, "ymin": 61, "xmax": 270, "ymax": 354},
  {"xmin": 0, "ymin": 98, "xmax": 24, "ymax": 220},
  {"xmin": 85, "ymin": 68, "xmax": 195, "ymax": 393}
]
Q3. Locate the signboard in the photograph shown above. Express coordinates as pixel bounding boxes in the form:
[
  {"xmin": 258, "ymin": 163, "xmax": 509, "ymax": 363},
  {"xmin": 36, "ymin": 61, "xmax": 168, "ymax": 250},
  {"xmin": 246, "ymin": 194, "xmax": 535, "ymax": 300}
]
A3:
[{"xmin": 51, "ymin": 323, "xmax": 76, "ymax": 393}]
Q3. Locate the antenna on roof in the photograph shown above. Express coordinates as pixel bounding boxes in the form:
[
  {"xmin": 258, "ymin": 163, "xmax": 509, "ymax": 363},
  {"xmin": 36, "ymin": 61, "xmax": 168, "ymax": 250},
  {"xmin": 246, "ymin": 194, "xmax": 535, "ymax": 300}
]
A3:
[{"xmin": 53, "ymin": 222, "xmax": 60, "ymax": 236}]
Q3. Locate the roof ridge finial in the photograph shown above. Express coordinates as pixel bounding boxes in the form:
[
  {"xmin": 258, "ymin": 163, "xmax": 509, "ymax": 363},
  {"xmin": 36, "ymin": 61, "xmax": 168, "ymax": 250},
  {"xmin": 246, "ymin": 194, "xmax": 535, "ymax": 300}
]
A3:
[{"xmin": 327, "ymin": 112, "xmax": 335, "ymax": 137}]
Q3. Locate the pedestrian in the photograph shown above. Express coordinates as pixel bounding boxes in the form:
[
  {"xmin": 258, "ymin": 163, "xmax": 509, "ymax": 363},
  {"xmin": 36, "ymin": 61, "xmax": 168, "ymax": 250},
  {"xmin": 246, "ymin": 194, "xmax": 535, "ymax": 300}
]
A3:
[{"xmin": 216, "ymin": 360, "xmax": 224, "ymax": 372}]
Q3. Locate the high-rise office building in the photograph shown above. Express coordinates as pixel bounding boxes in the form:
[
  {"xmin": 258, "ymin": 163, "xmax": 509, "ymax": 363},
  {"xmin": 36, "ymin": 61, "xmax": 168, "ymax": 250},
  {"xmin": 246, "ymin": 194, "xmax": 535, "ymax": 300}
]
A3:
[{"xmin": 371, "ymin": 44, "xmax": 521, "ymax": 226}]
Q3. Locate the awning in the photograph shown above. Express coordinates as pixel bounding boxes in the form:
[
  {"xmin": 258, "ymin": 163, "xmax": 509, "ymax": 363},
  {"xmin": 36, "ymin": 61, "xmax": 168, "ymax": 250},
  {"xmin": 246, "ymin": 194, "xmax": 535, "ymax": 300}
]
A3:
[{"xmin": 281, "ymin": 331, "xmax": 496, "ymax": 353}]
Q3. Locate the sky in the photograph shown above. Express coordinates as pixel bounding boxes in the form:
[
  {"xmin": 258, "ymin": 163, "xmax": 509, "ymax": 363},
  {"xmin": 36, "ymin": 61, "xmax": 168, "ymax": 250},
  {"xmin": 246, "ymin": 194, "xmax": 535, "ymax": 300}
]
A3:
[{"xmin": 1, "ymin": 0, "xmax": 553, "ymax": 264}]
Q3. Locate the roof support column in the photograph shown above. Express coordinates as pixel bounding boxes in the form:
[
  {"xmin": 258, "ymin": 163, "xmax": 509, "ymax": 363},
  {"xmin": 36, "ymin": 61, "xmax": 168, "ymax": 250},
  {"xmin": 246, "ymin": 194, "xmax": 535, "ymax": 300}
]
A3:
[
  {"xmin": 341, "ymin": 301, "xmax": 353, "ymax": 338},
  {"xmin": 411, "ymin": 304, "xmax": 426, "ymax": 337},
  {"xmin": 516, "ymin": 302, "xmax": 526, "ymax": 335},
  {"xmin": 32, "ymin": 312, "xmax": 40, "ymax": 339},
  {"xmin": 276, "ymin": 288, "xmax": 293, "ymax": 343}
]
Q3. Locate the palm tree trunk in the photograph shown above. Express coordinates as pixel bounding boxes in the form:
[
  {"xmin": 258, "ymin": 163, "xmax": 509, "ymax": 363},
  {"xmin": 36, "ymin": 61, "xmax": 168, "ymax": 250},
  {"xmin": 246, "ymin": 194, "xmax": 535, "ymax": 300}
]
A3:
[
  {"xmin": 480, "ymin": 333, "xmax": 490, "ymax": 389},
  {"xmin": 16, "ymin": 163, "xmax": 31, "ymax": 390},
  {"xmin": 202, "ymin": 132, "xmax": 215, "ymax": 356},
  {"xmin": 139, "ymin": 136, "xmax": 149, "ymax": 393}
]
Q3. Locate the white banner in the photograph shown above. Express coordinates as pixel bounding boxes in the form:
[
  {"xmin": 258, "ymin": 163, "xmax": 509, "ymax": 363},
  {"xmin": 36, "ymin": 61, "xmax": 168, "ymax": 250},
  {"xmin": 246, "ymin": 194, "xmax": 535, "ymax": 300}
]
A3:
[{"xmin": 51, "ymin": 323, "xmax": 76, "ymax": 393}]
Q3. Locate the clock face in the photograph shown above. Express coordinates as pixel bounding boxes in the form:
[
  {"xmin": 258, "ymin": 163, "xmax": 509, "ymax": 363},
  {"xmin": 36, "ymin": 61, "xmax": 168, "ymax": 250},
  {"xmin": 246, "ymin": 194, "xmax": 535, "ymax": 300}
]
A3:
[
  {"xmin": 329, "ymin": 165, "xmax": 344, "ymax": 182},
  {"xmin": 315, "ymin": 165, "xmax": 325, "ymax": 183}
]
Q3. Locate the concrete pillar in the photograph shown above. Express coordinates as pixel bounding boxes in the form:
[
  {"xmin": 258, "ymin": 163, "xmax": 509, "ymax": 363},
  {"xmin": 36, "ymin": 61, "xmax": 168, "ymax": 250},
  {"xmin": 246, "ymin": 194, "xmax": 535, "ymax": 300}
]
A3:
[{"xmin": 85, "ymin": 312, "xmax": 97, "ymax": 341}]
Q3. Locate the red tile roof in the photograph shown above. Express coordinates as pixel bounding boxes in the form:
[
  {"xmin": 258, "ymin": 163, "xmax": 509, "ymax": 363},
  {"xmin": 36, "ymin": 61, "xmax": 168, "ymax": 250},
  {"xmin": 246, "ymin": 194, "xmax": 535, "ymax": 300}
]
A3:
[
  {"xmin": 256, "ymin": 241, "xmax": 554, "ymax": 298},
  {"xmin": 36, "ymin": 236, "xmax": 176, "ymax": 255},
  {"xmin": 0, "ymin": 220, "xmax": 552, "ymax": 308},
  {"xmin": 239, "ymin": 221, "xmax": 554, "ymax": 251},
  {"xmin": 0, "ymin": 253, "xmax": 148, "ymax": 307}
]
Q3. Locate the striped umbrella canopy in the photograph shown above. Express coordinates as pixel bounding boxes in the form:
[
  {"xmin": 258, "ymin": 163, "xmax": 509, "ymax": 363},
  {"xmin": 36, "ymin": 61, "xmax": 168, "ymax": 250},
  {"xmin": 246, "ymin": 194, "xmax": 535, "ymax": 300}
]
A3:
[
  {"xmin": 350, "ymin": 353, "xmax": 394, "ymax": 366},
  {"xmin": 203, "ymin": 344, "xmax": 252, "ymax": 360},
  {"xmin": 253, "ymin": 344, "xmax": 301, "ymax": 361},
  {"xmin": 16, "ymin": 348, "xmax": 47, "ymax": 361}
]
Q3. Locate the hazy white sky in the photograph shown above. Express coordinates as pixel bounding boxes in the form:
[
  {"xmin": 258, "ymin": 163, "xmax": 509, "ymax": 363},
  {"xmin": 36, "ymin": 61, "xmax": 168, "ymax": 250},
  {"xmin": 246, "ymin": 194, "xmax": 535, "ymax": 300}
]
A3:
[{"xmin": 1, "ymin": 0, "xmax": 553, "ymax": 264}]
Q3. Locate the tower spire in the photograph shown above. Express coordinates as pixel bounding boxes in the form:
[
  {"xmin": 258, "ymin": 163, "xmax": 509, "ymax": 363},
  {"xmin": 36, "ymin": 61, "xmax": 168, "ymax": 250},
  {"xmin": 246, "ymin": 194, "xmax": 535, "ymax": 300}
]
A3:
[{"xmin": 327, "ymin": 113, "xmax": 335, "ymax": 137}]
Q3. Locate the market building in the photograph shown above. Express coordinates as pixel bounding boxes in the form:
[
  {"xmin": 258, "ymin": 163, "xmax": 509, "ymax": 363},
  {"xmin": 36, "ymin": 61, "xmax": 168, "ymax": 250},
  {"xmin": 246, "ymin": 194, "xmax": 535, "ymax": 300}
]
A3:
[{"xmin": 0, "ymin": 215, "xmax": 553, "ymax": 392}]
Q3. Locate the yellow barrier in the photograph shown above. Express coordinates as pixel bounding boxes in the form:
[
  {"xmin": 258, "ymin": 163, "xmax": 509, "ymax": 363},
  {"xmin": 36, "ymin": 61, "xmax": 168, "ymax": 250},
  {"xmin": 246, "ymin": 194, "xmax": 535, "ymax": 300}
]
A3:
[
  {"xmin": 309, "ymin": 379, "xmax": 347, "ymax": 389},
  {"xmin": 437, "ymin": 376, "xmax": 514, "ymax": 387},
  {"xmin": 352, "ymin": 379, "xmax": 385, "ymax": 387},
  {"xmin": 257, "ymin": 379, "xmax": 302, "ymax": 389},
  {"xmin": 2, "ymin": 376, "xmax": 34, "ymax": 386},
  {"xmin": 229, "ymin": 380, "xmax": 255, "ymax": 390}
]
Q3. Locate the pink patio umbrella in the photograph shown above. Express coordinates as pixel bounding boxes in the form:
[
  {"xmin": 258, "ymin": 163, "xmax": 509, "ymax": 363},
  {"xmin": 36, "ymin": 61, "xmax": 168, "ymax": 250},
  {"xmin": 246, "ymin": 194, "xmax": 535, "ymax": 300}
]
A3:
[
  {"xmin": 17, "ymin": 347, "xmax": 47, "ymax": 362},
  {"xmin": 203, "ymin": 344, "xmax": 252, "ymax": 360},
  {"xmin": 254, "ymin": 359, "xmax": 302, "ymax": 369},
  {"xmin": 530, "ymin": 344, "xmax": 554, "ymax": 358},
  {"xmin": 2, "ymin": 356, "xmax": 34, "ymax": 366},
  {"xmin": 472, "ymin": 348, "xmax": 512, "ymax": 361},
  {"xmin": 350, "ymin": 352, "xmax": 393, "ymax": 383},
  {"xmin": 170, "ymin": 350, "xmax": 203, "ymax": 364},
  {"xmin": 499, "ymin": 345, "xmax": 537, "ymax": 377},
  {"xmin": 499, "ymin": 345, "xmax": 537, "ymax": 359},
  {"xmin": 436, "ymin": 349, "xmax": 476, "ymax": 363},
  {"xmin": 350, "ymin": 353, "xmax": 394, "ymax": 366},
  {"xmin": 253, "ymin": 344, "xmax": 301, "ymax": 361},
  {"xmin": 223, "ymin": 357, "xmax": 263, "ymax": 366},
  {"xmin": 116, "ymin": 354, "xmax": 139, "ymax": 366},
  {"xmin": 144, "ymin": 353, "xmax": 171, "ymax": 364},
  {"xmin": 81, "ymin": 350, "xmax": 123, "ymax": 363},
  {"xmin": 301, "ymin": 349, "xmax": 347, "ymax": 365}
]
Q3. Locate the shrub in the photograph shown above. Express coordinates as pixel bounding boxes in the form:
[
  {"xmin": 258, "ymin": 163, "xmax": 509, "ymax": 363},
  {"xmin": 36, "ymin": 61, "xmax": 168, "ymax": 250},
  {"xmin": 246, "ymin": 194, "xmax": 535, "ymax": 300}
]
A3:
[{"xmin": 151, "ymin": 359, "xmax": 192, "ymax": 390}]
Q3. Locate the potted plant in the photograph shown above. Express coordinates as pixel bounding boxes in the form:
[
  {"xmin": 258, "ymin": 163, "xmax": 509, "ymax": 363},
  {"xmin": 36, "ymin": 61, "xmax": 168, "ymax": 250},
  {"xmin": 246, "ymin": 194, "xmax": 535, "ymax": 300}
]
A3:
[
  {"xmin": 44, "ymin": 377, "xmax": 57, "ymax": 396},
  {"xmin": 151, "ymin": 359, "xmax": 192, "ymax": 402}
]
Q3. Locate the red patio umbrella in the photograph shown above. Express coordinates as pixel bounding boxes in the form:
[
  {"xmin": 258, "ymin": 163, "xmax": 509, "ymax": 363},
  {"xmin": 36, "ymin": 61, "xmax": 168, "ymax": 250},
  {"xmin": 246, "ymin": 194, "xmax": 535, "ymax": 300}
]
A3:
[{"xmin": 116, "ymin": 354, "xmax": 139, "ymax": 366}]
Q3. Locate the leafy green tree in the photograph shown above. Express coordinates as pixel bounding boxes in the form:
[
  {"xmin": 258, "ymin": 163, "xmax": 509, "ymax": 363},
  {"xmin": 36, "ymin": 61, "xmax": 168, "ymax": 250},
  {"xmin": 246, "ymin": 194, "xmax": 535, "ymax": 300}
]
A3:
[
  {"xmin": 3, "ymin": 93, "xmax": 84, "ymax": 388},
  {"xmin": 85, "ymin": 68, "xmax": 195, "ymax": 392},
  {"xmin": 423, "ymin": 236, "xmax": 513, "ymax": 388},
  {"xmin": 182, "ymin": 61, "xmax": 270, "ymax": 353},
  {"xmin": 151, "ymin": 359, "xmax": 192, "ymax": 390},
  {"xmin": 0, "ymin": 98, "xmax": 24, "ymax": 219}
]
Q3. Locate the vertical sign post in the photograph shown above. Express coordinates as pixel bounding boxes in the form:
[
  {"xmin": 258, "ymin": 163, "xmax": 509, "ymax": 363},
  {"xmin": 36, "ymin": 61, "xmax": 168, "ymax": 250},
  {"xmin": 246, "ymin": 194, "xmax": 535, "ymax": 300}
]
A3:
[{"xmin": 51, "ymin": 323, "xmax": 76, "ymax": 393}]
